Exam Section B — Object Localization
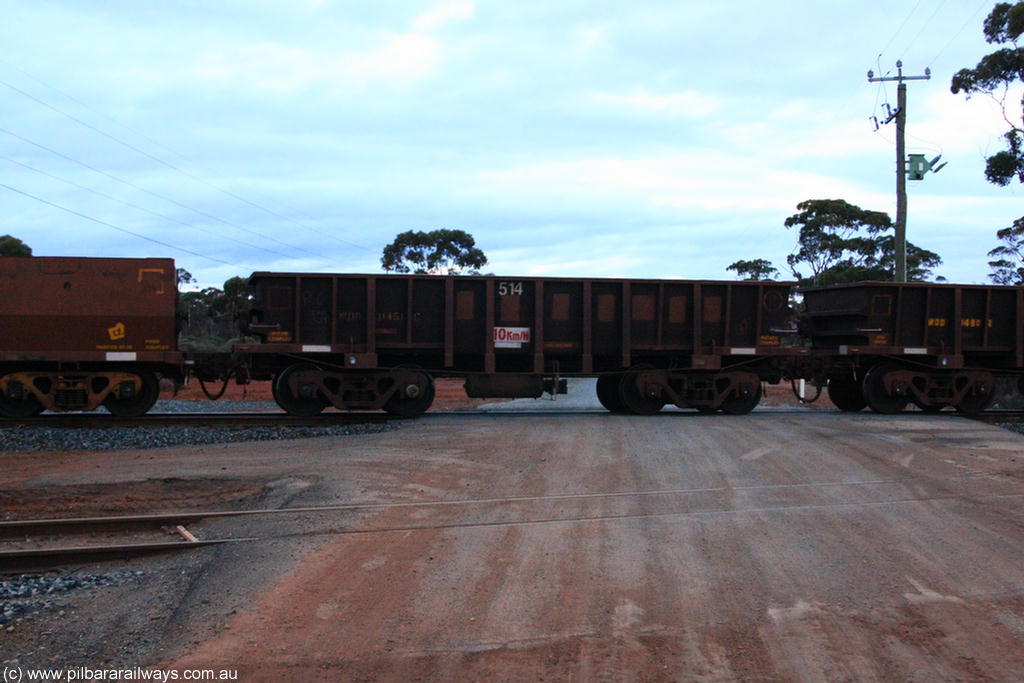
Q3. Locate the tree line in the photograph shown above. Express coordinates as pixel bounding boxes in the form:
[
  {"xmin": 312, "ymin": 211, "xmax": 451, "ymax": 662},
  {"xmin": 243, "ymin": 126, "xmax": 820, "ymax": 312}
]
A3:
[{"xmin": 727, "ymin": 198, "xmax": 943, "ymax": 285}]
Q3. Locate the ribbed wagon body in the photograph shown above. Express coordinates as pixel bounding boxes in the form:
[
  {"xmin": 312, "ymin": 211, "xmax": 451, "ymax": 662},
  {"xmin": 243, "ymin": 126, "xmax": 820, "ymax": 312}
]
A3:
[
  {"xmin": 0, "ymin": 256, "xmax": 182, "ymax": 416},
  {"xmin": 239, "ymin": 272, "xmax": 797, "ymax": 415},
  {"xmin": 800, "ymin": 281, "xmax": 1024, "ymax": 413}
]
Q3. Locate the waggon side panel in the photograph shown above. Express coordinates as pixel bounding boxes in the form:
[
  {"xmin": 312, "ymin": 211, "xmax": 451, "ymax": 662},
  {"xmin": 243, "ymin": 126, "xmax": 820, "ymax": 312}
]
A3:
[
  {"xmin": 0, "ymin": 256, "xmax": 180, "ymax": 363},
  {"xmin": 242, "ymin": 273, "xmax": 795, "ymax": 376},
  {"xmin": 801, "ymin": 281, "xmax": 1024, "ymax": 368}
]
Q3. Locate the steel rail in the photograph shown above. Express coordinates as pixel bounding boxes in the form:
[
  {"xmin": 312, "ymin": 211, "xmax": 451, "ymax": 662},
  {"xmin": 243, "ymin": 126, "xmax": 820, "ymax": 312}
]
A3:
[
  {"xmin": 7, "ymin": 406, "xmax": 1021, "ymax": 428},
  {"xmin": 967, "ymin": 410, "xmax": 1024, "ymax": 424},
  {"xmin": 0, "ymin": 538, "xmax": 252, "ymax": 572},
  {"xmin": 0, "ymin": 477, "xmax": 899, "ymax": 541},
  {"xmin": 10, "ymin": 489, "xmax": 1024, "ymax": 571}
]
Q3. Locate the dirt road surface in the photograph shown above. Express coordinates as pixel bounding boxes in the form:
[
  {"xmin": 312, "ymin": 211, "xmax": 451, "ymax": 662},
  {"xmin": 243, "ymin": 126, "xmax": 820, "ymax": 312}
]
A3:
[{"xmin": 5, "ymin": 403, "xmax": 1024, "ymax": 681}]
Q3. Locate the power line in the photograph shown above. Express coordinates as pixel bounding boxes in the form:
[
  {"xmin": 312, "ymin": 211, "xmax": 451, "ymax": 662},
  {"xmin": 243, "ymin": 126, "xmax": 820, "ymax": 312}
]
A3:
[
  {"xmin": 898, "ymin": 0, "xmax": 951, "ymax": 61},
  {"xmin": 0, "ymin": 181, "xmax": 240, "ymax": 267},
  {"xmin": 0, "ymin": 154, "xmax": 285, "ymax": 259},
  {"xmin": 878, "ymin": 0, "xmax": 926, "ymax": 61},
  {"xmin": 928, "ymin": 0, "xmax": 990, "ymax": 67},
  {"xmin": 0, "ymin": 66, "xmax": 376, "ymax": 253},
  {"xmin": 0, "ymin": 125, "xmax": 323, "ymax": 260}
]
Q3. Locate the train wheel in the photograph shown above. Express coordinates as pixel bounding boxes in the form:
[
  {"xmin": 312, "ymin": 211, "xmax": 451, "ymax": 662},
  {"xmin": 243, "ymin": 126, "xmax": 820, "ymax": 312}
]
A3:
[
  {"xmin": 103, "ymin": 370, "xmax": 160, "ymax": 417},
  {"xmin": 596, "ymin": 374, "xmax": 629, "ymax": 413},
  {"xmin": 913, "ymin": 397, "xmax": 946, "ymax": 413},
  {"xmin": 383, "ymin": 371, "xmax": 435, "ymax": 418},
  {"xmin": 275, "ymin": 363, "xmax": 329, "ymax": 416},
  {"xmin": 719, "ymin": 377, "xmax": 762, "ymax": 415},
  {"xmin": 955, "ymin": 393, "xmax": 994, "ymax": 415},
  {"xmin": 0, "ymin": 374, "xmax": 44, "ymax": 418},
  {"xmin": 862, "ymin": 363, "xmax": 908, "ymax": 414},
  {"xmin": 827, "ymin": 374, "xmax": 866, "ymax": 412},
  {"xmin": 954, "ymin": 375, "xmax": 995, "ymax": 415},
  {"xmin": 617, "ymin": 368, "xmax": 664, "ymax": 415}
]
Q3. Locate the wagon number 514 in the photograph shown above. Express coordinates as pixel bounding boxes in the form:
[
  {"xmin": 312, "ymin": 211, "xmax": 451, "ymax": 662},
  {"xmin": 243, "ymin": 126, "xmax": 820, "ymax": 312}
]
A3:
[{"xmin": 498, "ymin": 281, "xmax": 524, "ymax": 296}]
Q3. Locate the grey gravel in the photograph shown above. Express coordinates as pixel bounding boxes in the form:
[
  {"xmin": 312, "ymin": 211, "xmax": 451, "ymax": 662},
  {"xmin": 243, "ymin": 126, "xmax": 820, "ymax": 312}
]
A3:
[
  {"xmin": 1, "ymin": 571, "xmax": 144, "ymax": 625},
  {"xmin": 999, "ymin": 422, "xmax": 1024, "ymax": 436},
  {"xmin": 0, "ymin": 399, "xmax": 395, "ymax": 452},
  {"xmin": 0, "ymin": 423, "xmax": 394, "ymax": 452},
  {"xmin": 152, "ymin": 398, "xmax": 279, "ymax": 413}
]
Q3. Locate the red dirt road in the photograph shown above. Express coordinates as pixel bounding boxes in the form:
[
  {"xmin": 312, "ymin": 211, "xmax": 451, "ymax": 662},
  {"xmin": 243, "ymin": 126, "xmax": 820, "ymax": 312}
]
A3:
[{"xmin": 163, "ymin": 411, "xmax": 1024, "ymax": 681}]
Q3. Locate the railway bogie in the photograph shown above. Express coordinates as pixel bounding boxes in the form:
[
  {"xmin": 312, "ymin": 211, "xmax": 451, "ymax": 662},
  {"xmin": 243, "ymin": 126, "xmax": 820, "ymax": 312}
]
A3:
[
  {"xmin": 852, "ymin": 360, "xmax": 996, "ymax": 415},
  {"xmin": 609, "ymin": 367, "xmax": 763, "ymax": 414},
  {"xmin": 269, "ymin": 362, "xmax": 437, "ymax": 417},
  {"xmin": 0, "ymin": 366, "xmax": 161, "ymax": 417}
]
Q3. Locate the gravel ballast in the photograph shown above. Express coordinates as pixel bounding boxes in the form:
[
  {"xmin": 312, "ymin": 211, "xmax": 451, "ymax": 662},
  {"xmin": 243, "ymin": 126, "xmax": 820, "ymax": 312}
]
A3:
[
  {"xmin": 2, "ymin": 571, "xmax": 145, "ymax": 628},
  {"xmin": 0, "ymin": 400, "xmax": 395, "ymax": 452}
]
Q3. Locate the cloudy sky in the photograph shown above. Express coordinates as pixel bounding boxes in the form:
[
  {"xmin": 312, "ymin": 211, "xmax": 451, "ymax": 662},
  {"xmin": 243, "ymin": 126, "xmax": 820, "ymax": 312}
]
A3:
[{"xmin": 2, "ymin": 0, "xmax": 1020, "ymax": 288}]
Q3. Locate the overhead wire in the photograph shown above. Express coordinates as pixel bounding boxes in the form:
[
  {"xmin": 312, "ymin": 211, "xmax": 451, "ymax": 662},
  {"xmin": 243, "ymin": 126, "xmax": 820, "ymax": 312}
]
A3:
[
  {"xmin": 0, "ymin": 154, "xmax": 286, "ymax": 260},
  {"xmin": 878, "ymin": 0, "xmax": 926, "ymax": 62},
  {"xmin": 0, "ymin": 125, "xmax": 323, "ymax": 260},
  {"xmin": 928, "ymin": 0, "xmax": 991, "ymax": 67},
  {"xmin": 0, "ymin": 67, "xmax": 375, "ymax": 253},
  {"xmin": 867, "ymin": 0, "xmax": 984, "ymax": 150},
  {"xmin": 897, "ymin": 0, "xmax": 951, "ymax": 61},
  {"xmin": 0, "ymin": 182, "xmax": 240, "ymax": 267}
]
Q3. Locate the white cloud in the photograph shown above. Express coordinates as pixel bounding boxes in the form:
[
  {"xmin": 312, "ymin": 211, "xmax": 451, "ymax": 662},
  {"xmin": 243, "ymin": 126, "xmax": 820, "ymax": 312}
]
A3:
[
  {"xmin": 478, "ymin": 154, "xmax": 880, "ymax": 215},
  {"xmin": 913, "ymin": 89, "xmax": 1017, "ymax": 157},
  {"xmin": 570, "ymin": 24, "xmax": 609, "ymax": 54},
  {"xmin": 413, "ymin": 0, "xmax": 475, "ymax": 32},
  {"xmin": 588, "ymin": 88, "xmax": 721, "ymax": 118},
  {"xmin": 186, "ymin": 33, "xmax": 441, "ymax": 93},
  {"xmin": 345, "ymin": 33, "xmax": 442, "ymax": 82}
]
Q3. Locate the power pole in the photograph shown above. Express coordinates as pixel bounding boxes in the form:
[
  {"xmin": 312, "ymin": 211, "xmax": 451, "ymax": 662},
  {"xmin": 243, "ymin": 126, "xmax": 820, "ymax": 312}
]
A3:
[{"xmin": 868, "ymin": 60, "xmax": 930, "ymax": 283}]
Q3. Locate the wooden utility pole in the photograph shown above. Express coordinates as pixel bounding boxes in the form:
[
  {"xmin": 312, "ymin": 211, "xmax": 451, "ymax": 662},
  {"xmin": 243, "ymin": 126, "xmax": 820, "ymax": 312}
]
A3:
[{"xmin": 868, "ymin": 60, "xmax": 930, "ymax": 283}]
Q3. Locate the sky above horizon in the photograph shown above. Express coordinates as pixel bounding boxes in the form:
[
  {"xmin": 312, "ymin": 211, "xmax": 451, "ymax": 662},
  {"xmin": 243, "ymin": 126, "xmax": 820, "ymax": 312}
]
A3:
[{"xmin": 2, "ymin": 0, "xmax": 1020, "ymax": 289}]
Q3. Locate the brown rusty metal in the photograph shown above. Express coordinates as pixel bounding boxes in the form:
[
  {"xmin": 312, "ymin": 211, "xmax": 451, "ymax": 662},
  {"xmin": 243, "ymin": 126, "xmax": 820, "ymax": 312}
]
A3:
[
  {"xmin": 0, "ymin": 256, "xmax": 177, "ymax": 357},
  {"xmin": 582, "ymin": 280, "xmax": 593, "ymax": 373},
  {"xmin": 464, "ymin": 374, "xmax": 544, "ymax": 398},
  {"xmin": 0, "ymin": 257, "xmax": 183, "ymax": 416},
  {"xmin": 245, "ymin": 272, "xmax": 797, "ymax": 401},
  {"xmin": 1, "ymin": 369, "xmax": 143, "ymax": 411},
  {"xmin": 801, "ymin": 281, "xmax": 1024, "ymax": 363},
  {"xmin": 884, "ymin": 368, "xmax": 995, "ymax": 409}
]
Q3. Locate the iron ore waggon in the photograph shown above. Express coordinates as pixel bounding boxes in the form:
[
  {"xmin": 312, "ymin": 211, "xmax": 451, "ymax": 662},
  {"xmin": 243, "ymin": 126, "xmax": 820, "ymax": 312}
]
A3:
[
  {"xmin": 238, "ymin": 272, "xmax": 797, "ymax": 416},
  {"xmin": 0, "ymin": 256, "xmax": 182, "ymax": 417},
  {"xmin": 3, "ymin": 255, "xmax": 1023, "ymax": 419},
  {"xmin": 803, "ymin": 281, "xmax": 1024, "ymax": 414}
]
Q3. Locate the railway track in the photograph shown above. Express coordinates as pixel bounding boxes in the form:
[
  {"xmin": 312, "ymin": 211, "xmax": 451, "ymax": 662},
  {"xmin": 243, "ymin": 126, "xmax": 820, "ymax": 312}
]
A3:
[
  {"xmin": 0, "ymin": 511, "xmax": 254, "ymax": 572},
  {"xmin": 7, "ymin": 471, "xmax": 1024, "ymax": 572},
  {"xmin": 1, "ymin": 482, "xmax": 884, "ymax": 571},
  {"xmin": 5, "ymin": 406, "xmax": 1023, "ymax": 429},
  {"xmin": 968, "ymin": 410, "xmax": 1024, "ymax": 423}
]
